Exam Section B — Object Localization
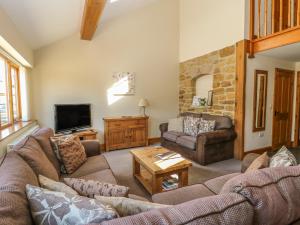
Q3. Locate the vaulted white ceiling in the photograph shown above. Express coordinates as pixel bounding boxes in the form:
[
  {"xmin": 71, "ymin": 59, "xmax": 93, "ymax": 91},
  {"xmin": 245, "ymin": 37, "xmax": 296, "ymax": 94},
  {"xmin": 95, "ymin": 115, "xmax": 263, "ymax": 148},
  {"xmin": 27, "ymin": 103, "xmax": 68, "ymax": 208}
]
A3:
[{"xmin": 0, "ymin": 0, "xmax": 159, "ymax": 50}]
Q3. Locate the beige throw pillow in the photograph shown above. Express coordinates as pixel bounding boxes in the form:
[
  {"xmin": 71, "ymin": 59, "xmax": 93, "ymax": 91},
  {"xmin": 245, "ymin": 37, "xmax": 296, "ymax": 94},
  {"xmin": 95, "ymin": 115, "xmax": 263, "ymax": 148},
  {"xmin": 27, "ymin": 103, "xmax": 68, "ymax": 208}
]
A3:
[
  {"xmin": 168, "ymin": 117, "xmax": 183, "ymax": 132},
  {"xmin": 51, "ymin": 135, "xmax": 87, "ymax": 174},
  {"xmin": 246, "ymin": 152, "xmax": 269, "ymax": 172},
  {"xmin": 38, "ymin": 175, "xmax": 78, "ymax": 195},
  {"xmin": 26, "ymin": 185, "xmax": 118, "ymax": 225},
  {"xmin": 95, "ymin": 195, "xmax": 169, "ymax": 217},
  {"xmin": 64, "ymin": 178, "xmax": 129, "ymax": 198}
]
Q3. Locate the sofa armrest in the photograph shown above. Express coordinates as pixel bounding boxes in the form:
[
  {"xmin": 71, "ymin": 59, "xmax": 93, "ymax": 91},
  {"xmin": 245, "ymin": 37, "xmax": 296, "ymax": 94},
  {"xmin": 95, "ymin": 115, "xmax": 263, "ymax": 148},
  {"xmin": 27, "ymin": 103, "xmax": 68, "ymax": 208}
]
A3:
[
  {"xmin": 159, "ymin": 123, "xmax": 168, "ymax": 135},
  {"xmin": 197, "ymin": 129, "xmax": 236, "ymax": 145},
  {"xmin": 81, "ymin": 140, "xmax": 101, "ymax": 157},
  {"xmin": 241, "ymin": 153, "xmax": 260, "ymax": 172}
]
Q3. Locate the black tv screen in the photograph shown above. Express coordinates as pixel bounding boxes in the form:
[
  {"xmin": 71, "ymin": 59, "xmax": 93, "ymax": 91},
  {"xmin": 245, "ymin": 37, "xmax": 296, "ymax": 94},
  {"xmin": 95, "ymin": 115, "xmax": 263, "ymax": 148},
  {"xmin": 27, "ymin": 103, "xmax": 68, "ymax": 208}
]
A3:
[{"xmin": 55, "ymin": 104, "xmax": 91, "ymax": 133}]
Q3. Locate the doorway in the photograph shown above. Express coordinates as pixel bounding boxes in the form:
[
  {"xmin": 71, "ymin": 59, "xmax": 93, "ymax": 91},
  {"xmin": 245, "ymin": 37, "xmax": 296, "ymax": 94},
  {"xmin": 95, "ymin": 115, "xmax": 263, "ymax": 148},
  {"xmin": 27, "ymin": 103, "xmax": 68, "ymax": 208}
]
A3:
[{"xmin": 272, "ymin": 68, "xmax": 295, "ymax": 149}]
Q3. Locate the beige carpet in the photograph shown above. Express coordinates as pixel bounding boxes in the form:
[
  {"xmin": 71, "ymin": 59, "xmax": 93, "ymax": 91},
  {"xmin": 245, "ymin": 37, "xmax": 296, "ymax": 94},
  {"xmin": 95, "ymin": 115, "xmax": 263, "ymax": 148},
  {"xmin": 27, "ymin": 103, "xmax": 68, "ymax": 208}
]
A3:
[{"xmin": 104, "ymin": 148, "xmax": 241, "ymax": 200}]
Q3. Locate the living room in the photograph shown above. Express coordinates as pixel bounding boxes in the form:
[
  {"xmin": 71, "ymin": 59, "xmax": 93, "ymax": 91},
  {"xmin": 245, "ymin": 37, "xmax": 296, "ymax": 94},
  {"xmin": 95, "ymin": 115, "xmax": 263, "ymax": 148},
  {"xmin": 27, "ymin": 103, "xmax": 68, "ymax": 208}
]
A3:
[{"xmin": 0, "ymin": 0, "xmax": 300, "ymax": 224}]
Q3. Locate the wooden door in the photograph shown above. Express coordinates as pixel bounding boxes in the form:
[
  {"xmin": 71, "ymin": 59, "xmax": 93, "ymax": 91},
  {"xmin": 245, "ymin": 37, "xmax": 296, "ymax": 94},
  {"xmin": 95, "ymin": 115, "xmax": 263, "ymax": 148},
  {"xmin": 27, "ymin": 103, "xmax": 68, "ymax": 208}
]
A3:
[
  {"xmin": 128, "ymin": 126, "xmax": 146, "ymax": 148},
  {"xmin": 107, "ymin": 128, "xmax": 127, "ymax": 150},
  {"xmin": 272, "ymin": 68, "xmax": 295, "ymax": 149}
]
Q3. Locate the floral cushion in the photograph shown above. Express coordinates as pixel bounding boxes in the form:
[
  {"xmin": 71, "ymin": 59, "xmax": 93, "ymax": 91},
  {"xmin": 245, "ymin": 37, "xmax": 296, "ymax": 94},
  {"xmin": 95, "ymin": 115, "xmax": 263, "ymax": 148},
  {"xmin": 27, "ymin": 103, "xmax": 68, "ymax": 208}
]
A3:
[
  {"xmin": 270, "ymin": 146, "xmax": 297, "ymax": 167},
  {"xmin": 50, "ymin": 135, "xmax": 87, "ymax": 174},
  {"xmin": 183, "ymin": 116, "xmax": 201, "ymax": 136},
  {"xmin": 95, "ymin": 195, "xmax": 169, "ymax": 217},
  {"xmin": 39, "ymin": 175, "xmax": 78, "ymax": 195},
  {"xmin": 64, "ymin": 178, "xmax": 129, "ymax": 198},
  {"xmin": 198, "ymin": 118, "xmax": 215, "ymax": 134},
  {"xmin": 26, "ymin": 185, "xmax": 118, "ymax": 225}
]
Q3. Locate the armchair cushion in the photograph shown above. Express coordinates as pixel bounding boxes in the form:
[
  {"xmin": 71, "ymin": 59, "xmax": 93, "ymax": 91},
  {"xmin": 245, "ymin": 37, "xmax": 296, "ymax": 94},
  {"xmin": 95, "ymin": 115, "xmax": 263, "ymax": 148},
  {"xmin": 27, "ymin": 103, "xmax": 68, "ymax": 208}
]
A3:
[
  {"xmin": 176, "ymin": 135, "xmax": 196, "ymax": 150},
  {"xmin": 162, "ymin": 131, "xmax": 185, "ymax": 142}
]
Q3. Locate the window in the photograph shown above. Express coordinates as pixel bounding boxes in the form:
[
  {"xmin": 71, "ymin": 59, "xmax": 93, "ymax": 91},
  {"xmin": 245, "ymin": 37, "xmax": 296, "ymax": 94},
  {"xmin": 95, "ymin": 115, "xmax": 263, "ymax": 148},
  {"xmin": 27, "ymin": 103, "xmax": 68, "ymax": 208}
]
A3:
[{"xmin": 0, "ymin": 55, "xmax": 22, "ymax": 128}]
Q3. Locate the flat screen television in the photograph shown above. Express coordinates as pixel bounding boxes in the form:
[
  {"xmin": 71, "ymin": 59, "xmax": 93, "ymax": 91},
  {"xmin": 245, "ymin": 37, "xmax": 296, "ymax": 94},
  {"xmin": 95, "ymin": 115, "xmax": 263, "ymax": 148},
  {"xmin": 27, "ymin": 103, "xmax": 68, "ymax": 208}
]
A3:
[{"xmin": 55, "ymin": 104, "xmax": 91, "ymax": 133}]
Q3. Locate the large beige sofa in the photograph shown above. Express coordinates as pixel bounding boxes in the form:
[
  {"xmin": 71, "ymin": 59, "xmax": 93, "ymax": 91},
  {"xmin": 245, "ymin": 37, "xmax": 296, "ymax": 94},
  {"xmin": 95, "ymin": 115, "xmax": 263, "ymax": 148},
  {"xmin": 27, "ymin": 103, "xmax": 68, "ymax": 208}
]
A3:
[{"xmin": 1, "ymin": 127, "xmax": 300, "ymax": 225}]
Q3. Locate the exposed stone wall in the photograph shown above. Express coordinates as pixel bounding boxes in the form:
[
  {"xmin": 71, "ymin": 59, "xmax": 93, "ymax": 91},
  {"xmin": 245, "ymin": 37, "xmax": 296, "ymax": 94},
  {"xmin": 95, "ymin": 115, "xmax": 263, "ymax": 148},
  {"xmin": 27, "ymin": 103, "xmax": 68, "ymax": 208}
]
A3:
[{"xmin": 179, "ymin": 45, "xmax": 236, "ymax": 119}]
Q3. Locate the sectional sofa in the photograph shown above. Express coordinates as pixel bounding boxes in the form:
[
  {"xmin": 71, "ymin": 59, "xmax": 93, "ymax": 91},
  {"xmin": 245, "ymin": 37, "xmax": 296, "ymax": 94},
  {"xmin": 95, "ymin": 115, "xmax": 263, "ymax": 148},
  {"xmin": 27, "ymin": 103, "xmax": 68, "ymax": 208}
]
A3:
[{"xmin": 1, "ymin": 127, "xmax": 300, "ymax": 225}]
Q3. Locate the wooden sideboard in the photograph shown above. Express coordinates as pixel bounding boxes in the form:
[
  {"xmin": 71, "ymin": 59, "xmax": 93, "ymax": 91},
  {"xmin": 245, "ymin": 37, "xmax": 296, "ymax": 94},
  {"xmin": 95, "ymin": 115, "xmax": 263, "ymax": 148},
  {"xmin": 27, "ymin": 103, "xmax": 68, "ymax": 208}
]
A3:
[{"xmin": 103, "ymin": 116, "xmax": 148, "ymax": 151}]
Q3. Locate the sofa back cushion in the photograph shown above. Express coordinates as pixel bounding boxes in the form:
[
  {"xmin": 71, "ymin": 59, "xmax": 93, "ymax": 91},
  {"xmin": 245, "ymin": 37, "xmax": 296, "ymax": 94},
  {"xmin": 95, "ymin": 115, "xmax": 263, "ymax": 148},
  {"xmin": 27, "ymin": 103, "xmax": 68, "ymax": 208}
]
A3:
[
  {"xmin": 13, "ymin": 136, "xmax": 59, "ymax": 181},
  {"xmin": 221, "ymin": 166, "xmax": 300, "ymax": 225},
  {"xmin": 202, "ymin": 114, "xmax": 233, "ymax": 129},
  {"xmin": 31, "ymin": 128, "xmax": 60, "ymax": 175},
  {"xmin": 101, "ymin": 193, "xmax": 254, "ymax": 225},
  {"xmin": 0, "ymin": 151, "xmax": 39, "ymax": 225},
  {"xmin": 180, "ymin": 112, "xmax": 202, "ymax": 118}
]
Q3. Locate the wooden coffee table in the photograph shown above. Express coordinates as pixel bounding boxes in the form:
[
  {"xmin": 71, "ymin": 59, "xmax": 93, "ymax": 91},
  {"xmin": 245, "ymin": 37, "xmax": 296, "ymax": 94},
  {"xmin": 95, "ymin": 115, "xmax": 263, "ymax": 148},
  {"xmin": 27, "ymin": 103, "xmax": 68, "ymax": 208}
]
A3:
[{"xmin": 130, "ymin": 147, "xmax": 192, "ymax": 195}]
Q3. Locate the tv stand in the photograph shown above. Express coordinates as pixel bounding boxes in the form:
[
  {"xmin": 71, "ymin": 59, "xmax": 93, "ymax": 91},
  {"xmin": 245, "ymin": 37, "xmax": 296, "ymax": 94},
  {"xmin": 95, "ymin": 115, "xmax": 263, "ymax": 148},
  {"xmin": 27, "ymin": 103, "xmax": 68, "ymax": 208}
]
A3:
[{"xmin": 56, "ymin": 129, "xmax": 97, "ymax": 140}]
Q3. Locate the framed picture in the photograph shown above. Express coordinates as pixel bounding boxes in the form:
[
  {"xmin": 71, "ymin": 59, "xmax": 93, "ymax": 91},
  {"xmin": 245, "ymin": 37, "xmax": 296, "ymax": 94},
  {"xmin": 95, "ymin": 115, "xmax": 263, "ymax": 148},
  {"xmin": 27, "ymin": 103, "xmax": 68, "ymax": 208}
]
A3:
[
  {"xmin": 207, "ymin": 90, "xmax": 213, "ymax": 106},
  {"xmin": 112, "ymin": 72, "xmax": 135, "ymax": 96}
]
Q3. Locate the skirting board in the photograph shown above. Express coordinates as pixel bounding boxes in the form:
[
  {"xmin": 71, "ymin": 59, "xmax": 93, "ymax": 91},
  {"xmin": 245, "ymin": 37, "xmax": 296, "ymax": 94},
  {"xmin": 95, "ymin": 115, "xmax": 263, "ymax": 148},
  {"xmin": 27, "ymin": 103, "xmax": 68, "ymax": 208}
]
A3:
[{"xmin": 100, "ymin": 137, "xmax": 161, "ymax": 152}]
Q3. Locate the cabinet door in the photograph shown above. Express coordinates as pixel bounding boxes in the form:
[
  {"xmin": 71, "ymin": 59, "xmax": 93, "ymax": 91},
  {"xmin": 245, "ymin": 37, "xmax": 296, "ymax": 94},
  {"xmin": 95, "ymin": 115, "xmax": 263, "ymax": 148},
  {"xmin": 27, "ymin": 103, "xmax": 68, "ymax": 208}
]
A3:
[
  {"xmin": 107, "ymin": 128, "xmax": 128, "ymax": 150},
  {"xmin": 129, "ymin": 127, "xmax": 146, "ymax": 148}
]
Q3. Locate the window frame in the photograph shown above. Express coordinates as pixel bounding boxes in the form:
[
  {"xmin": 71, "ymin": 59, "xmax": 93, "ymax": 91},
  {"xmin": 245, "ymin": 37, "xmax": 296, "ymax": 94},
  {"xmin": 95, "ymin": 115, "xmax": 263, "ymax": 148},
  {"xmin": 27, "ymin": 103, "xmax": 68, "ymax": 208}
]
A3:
[{"xmin": 0, "ymin": 53, "xmax": 22, "ymax": 129}]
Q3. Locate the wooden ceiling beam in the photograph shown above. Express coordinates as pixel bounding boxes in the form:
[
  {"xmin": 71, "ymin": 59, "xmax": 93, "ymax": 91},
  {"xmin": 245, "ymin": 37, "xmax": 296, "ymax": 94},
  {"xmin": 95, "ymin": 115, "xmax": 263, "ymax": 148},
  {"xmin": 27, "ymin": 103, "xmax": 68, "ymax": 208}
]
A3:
[{"xmin": 81, "ymin": 0, "xmax": 107, "ymax": 40}]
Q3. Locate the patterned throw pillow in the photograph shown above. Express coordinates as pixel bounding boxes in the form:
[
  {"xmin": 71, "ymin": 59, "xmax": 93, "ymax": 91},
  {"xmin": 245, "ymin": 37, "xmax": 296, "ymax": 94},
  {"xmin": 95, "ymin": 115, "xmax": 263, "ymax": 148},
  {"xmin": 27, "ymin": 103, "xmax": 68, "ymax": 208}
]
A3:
[
  {"xmin": 50, "ymin": 135, "xmax": 70, "ymax": 174},
  {"xmin": 198, "ymin": 118, "xmax": 216, "ymax": 134},
  {"xmin": 39, "ymin": 175, "xmax": 79, "ymax": 195},
  {"xmin": 50, "ymin": 135, "xmax": 87, "ymax": 174},
  {"xmin": 246, "ymin": 152, "xmax": 269, "ymax": 172},
  {"xmin": 270, "ymin": 146, "xmax": 297, "ymax": 167},
  {"xmin": 95, "ymin": 196, "xmax": 169, "ymax": 217},
  {"xmin": 64, "ymin": 178, "xmax": 129, "ymax": 198},
  {"xmin": 183, "ymin": 116, "xmax": 201, "ymax": 136},
  {"xmin": 168, "ymin": 117, "xmax": 183, "ymax": 132},
  {"xmin": 26, "ymin": 185, "xmax": 118, "ymax": 225}
]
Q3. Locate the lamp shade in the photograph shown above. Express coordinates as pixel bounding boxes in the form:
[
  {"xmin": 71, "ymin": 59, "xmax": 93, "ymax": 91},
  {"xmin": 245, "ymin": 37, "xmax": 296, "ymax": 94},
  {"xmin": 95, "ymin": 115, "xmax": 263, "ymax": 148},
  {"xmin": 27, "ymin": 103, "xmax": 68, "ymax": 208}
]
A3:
[{"xmin": 138, "ymin": 98, "xmax": 149, "ymax": 107}]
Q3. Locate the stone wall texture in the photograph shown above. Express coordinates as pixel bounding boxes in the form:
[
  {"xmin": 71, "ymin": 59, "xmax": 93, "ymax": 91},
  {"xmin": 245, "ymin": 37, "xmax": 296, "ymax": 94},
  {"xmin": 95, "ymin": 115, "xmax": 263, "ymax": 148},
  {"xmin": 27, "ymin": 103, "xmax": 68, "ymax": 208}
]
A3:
[{"xmin": 179, "ymin": 45, "xmax": 236, "ymax": 119}]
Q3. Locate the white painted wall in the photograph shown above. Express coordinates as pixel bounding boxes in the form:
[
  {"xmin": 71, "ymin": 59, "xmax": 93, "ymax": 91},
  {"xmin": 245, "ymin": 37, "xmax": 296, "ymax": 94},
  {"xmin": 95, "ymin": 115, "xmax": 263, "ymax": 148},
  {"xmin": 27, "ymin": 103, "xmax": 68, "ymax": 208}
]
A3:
[
  {"xmin": 195, "ymin": 75, "xmax": 213, "ymax": 98},
  {"xmin": 31, "ymin": 0, "xmax": 179, "ymax": 142},
  {"xmin": 0, "ymin": 7, "xmax": 33, "ymax": 66},
  {"xmin": 245, "ymin": 55, "xmax": 295, "ymax": 152},
  {"xmin": 179, "ymin": 0, "xmax": 246, "ymax": 62}
]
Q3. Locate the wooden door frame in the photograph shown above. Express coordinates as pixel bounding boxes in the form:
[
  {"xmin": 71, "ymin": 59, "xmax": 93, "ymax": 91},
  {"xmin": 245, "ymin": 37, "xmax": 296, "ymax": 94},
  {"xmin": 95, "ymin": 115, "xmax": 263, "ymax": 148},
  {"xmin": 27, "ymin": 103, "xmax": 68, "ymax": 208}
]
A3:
[
  {"xmin": 234, "ymin": 40, "xmax": 247, "ymax": 160},
  {"xmin": 294, "ymin": 71, "xmax": 300, "ymax": 147},
  {"xmin": 272, "ymin": 68, "xmax": 295, "ymax": 149}
]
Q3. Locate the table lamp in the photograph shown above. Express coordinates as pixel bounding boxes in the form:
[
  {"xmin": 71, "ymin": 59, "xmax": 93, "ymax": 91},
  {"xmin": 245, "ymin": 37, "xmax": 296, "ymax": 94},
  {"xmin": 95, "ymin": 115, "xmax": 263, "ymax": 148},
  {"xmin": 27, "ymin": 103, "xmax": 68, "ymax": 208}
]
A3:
[{"xmin": 138, "ymin": 98, "xmax": 149, "ymax": 116}]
